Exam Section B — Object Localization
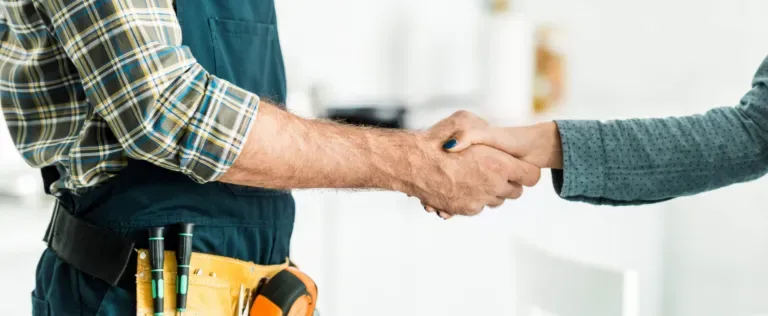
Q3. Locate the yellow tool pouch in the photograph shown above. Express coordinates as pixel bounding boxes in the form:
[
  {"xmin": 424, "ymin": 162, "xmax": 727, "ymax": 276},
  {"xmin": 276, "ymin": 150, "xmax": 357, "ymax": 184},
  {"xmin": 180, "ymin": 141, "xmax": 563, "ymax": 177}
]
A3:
[{"xmin": 135, "ymin": 249, "xmax": 289, "ymax": 316}]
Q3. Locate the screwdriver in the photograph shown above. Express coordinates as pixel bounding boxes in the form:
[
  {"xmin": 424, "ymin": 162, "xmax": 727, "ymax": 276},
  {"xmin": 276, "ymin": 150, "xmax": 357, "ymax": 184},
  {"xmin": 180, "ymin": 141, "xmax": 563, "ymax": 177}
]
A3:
[
  {"xmin": 149, "ymin": 227, "xmax": 166, "ymax": 316},
  {"xmin": 176, "ymin": 223, "xmax": 194, "ymax": 315}
]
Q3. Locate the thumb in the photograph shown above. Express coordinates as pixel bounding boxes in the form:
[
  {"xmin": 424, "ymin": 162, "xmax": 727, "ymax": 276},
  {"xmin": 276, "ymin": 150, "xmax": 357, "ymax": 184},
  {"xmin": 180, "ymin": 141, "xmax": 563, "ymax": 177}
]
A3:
[{"xmin": 442, "ymin": 127, "xmax": 491, "ymax": 153}]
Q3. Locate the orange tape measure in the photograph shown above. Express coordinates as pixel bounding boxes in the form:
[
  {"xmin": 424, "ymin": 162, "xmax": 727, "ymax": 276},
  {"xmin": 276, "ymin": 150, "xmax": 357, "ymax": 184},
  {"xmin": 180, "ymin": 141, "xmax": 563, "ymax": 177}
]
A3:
[{"xmin": 251, "ymin": 267, "xmax": 318, "ymax": 316}]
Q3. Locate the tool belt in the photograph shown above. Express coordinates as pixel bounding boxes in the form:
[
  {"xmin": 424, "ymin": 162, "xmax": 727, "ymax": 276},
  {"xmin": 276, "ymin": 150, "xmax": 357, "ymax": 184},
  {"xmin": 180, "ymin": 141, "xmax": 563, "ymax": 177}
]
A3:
[
  {"xmin": 44, "ymin": 201, "xmax": 318, "ymax": 316},
  {"xmin": 136, "ymin": 249, "xmax": 288, "ymax": 315}
]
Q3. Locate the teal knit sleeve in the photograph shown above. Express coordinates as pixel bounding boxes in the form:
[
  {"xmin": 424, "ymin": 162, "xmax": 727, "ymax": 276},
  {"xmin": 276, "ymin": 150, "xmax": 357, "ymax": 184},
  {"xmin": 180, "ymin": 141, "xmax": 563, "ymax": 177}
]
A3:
[{"xmin": 552, "ymin": 55, "xmax": 768, "ymax": 206}]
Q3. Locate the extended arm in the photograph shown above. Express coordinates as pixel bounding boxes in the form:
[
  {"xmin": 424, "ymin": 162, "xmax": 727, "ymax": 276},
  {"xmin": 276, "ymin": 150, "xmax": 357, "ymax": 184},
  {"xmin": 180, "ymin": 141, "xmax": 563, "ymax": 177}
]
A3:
[
  {"xmin": 221, "ymin": 106, "xmax": 541, "ymax": 214},
  {"xmin": 555, "ymin": 82, "xmax": 768, "ymax": 205},
  {"xmin": 446, "ymin": 56, "xmax": 768, "ymax": 205}
]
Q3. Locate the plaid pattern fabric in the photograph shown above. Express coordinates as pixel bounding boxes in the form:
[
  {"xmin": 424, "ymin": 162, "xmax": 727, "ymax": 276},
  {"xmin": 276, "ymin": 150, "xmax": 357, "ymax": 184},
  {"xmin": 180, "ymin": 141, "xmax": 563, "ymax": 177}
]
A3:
[{"xmin": 0, "ymin": 0, "xmax": 260, "ymax": 194}]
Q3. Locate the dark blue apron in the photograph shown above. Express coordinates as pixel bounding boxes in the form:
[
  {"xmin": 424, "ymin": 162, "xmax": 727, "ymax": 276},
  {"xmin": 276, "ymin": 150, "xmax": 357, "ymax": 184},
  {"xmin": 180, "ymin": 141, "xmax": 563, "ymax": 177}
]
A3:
[{"xmin": 31, "ymin": 1, "xmax": 293, "ymax": 314}]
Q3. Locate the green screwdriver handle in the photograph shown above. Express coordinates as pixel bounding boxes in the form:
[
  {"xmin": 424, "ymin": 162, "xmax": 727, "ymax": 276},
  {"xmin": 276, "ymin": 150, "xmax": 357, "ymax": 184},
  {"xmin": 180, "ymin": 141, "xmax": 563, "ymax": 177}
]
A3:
[
  {"xmin": 176, "ymin": 223, "xmax": 194, "ymax": 313},
  {"xmin": 148, "ymin": 227, "xmax": 165, "ymax": 316}
]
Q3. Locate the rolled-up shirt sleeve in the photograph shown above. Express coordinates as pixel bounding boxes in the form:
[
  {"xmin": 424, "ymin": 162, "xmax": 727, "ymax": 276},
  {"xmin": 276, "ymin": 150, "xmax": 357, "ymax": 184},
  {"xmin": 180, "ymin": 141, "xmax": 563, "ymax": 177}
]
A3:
[
  {"xmin": 552, "ymin": 55, "xmax": 768, "ymax": 205},
  {"xmin": 37, "ymin": 0, "xmax": 258, "ymax": 183}
]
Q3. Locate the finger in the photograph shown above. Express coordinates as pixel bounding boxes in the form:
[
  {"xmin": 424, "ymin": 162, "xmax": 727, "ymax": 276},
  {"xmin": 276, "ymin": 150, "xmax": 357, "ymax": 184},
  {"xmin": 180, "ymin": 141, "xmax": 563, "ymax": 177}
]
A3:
[
  {"xmin": 449, "ymin": 110, "xmax": 488, "ymax": 128},
  {"xmin": 486, "ymin": 197, "xmax": 505, "ymax": 208},
  {"xmin": 425, "ymin": 205, "xmax": 437, "ymax": 213},
  {"xmin": 444, "ymin": 126, "xmax": 520, "ymax": 155},
  {"xmin": 463, "ymin": 203, "xmax": 485, "ymax": 217},
  {"xmin": 443, "ymin": 126, "xmax": 490, "ymax": 153},
  {"xmin": 506, "ymin": 158, "xmax": 542, "ymax": 187},
  {"xmin": 436, "ymin": 210, "xmax": 454, "ymax": 219},
  {"xmin": 499, "ymin": 182, "xmax": 524, "ymax": 200}
]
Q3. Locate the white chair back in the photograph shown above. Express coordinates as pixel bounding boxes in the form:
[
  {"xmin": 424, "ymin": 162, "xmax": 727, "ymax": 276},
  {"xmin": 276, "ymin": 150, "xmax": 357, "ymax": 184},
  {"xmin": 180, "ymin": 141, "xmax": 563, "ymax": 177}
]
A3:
[{"xmin": 514, "ymin": 239, "xmax": 638, "ymax": 316}]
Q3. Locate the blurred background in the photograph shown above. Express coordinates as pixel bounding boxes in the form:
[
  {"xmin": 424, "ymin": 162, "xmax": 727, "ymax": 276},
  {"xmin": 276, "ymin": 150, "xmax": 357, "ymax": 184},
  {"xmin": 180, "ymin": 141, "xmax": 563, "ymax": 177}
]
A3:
[{"xmin": 3, "ymin": 0, "xmax": 768, "ymax": 315}]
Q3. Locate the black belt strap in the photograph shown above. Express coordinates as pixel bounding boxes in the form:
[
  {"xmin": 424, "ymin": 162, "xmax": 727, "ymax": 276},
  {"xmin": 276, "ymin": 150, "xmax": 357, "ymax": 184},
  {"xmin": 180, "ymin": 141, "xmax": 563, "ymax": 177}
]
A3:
[
  {"xmin": 40, "ymin": 166, "xmax": 59, "ymax": 195},
  {"xmin": 44, "ymin": 202, "xmax": 136, "ymax": 286}
]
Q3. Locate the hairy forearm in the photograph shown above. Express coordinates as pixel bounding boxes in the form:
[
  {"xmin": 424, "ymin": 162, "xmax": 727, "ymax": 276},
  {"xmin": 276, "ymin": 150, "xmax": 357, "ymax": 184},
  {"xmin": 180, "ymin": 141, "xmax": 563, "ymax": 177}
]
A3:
[{"xmin": 219, "ymin": 102, "xmax": 422, "ymax": 192}]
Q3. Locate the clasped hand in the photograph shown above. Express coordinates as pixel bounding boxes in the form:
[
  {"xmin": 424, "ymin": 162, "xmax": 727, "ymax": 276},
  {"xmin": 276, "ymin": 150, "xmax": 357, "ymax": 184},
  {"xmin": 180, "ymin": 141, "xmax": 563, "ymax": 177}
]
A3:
[{"xmin": 409, "ymin": 111, "xmax": 548, "ymax": 219}]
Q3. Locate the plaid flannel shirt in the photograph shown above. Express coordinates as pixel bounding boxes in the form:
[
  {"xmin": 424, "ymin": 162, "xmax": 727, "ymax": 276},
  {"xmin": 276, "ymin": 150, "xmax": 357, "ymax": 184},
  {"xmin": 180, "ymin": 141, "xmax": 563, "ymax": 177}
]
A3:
[{"xmin": 0, "ymin": 0, "xmax": 260, "ymax": 194}]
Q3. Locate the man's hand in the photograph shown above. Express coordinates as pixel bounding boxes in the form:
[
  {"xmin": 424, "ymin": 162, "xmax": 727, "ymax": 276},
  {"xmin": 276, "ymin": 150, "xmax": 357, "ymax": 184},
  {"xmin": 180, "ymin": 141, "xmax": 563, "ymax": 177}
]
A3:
[
  {"xmin": 406, "ymin": 111, "xmax": 542, "ymax": 217},
  {"xmin": 443, "ymin": 122, "xmax": 564, "ymax": 169}
]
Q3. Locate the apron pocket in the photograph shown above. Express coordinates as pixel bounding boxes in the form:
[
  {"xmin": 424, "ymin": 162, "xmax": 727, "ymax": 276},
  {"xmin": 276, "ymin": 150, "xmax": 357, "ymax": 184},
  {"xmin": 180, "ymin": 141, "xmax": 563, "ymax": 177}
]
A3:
[
  {"xmin": 137, "ymin": 270, "xmax": 235, "ymax": 315},
  {"xmin": 30, "ymin": 293, "xmax": 50, "ymax": 316},
  {"xmin": 208, "ymin": 18, "xmax": 285, "ymax": 100}
]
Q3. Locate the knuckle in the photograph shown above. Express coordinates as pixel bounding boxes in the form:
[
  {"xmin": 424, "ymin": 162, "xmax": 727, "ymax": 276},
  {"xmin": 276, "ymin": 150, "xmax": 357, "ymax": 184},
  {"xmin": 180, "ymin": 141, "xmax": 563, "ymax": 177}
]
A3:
[
  {"xmin": 488, "ymin": 198, "xmax": 505, "ymax": 208},
  {"xmin": 452, "ymin": 110, "xmax": 480, "ymax": 126},
  {"xmin": 460, "ymin": 202, "xmax": 482, "ymax": 216},
  {"xmin": 494, "ymin": 183, "xmax": 510, "ymax": 196},
  {"xmin": 501, "ymin": 162, "xmax": 518, "ymax": 178},
  {"xmin": 525, "ymin": 165, "xmax": 542, "ymax": 186},
  {"xmin": 446, "ymin": 111, "xmax": 489, "ymax": 131},
  {"xmin": 469, "ymin": 117, "xmax": 489, "ymax": 128},
  {"xmin": 454, "ymin": 110, "xmax": 471, "ymax": 119},
  {"xmin": 509, "ymin": 186, "xmax": 524, "ymax": 199},
  {"xmin": 484, "ymin": 156, "xmax": 505, "ymax": 173},
  {"xmin": 474, "ymin": 203, "xmax": 486, "ymax": 214}
]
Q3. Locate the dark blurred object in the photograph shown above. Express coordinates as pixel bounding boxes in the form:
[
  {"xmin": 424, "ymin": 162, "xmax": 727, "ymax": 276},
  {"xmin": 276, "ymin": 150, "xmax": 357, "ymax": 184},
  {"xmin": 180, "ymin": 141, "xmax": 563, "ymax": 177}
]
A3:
[{"xmin": 323, "ymin": 106, "xmax": 407, "ymax": 129}]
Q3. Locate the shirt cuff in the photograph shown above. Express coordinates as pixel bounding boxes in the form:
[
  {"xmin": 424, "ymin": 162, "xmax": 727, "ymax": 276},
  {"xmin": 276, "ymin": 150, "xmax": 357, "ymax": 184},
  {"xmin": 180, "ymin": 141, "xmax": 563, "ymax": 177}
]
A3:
[
  {"xmin": 551, "ymin": 120, "xmax": 607, "ymax": 200},
  {"xmin": 180, "ymin": 76, "xmax": 260, "ymax": 183}
]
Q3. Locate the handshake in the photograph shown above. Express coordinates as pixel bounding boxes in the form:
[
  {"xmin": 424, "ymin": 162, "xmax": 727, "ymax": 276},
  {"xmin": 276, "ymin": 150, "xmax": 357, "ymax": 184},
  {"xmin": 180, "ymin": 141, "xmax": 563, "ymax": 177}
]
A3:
[{"xmin": 405, "ymin": 111, "xmax": 563, "ymax": 219}]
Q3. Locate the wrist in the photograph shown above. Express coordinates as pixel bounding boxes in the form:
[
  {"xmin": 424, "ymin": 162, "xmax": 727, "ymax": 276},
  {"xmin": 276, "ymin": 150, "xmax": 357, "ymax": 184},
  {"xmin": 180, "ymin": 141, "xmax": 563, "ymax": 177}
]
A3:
[
  {"xmin": 365, "ymin": 130, "xmax": 429, "ymax": 194},
  {"xmin": 389, "ymin": 131, "xmax": 449, "ymax": 198},
  {"xmin": 512, "ymin": 122, "xmax": 562, "ymax": 169},
  {"xmin": 532, "ymin": 121, "xmax": 563, "ymax": 169}
]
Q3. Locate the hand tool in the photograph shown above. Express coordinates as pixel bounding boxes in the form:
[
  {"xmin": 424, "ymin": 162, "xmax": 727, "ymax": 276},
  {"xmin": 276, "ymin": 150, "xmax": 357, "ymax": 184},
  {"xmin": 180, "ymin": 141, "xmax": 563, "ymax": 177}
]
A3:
[
  {"xmin": 250, "ymin": 267, "xmax": 318, "ymax": 316},
  {"xmin": 148, "ymin": 227, "xmax": 166, "ymax": 316},
  {"xmin": 237, "ymin": 284, "xmax": 247, "ymax": 316},
  {"xmin": 242, "ymin": 287, "xmax": 252, "ymax": 316},
  {"xmin": 175, "ymin": 223, "xmax": 194, "ymax": 315}
]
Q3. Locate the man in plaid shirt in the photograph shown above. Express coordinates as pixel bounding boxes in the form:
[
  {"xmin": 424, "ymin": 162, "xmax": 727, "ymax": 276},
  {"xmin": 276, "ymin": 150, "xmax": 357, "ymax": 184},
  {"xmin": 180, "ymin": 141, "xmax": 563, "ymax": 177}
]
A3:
[{"xmin": 0, "ymin": 0, "xmax": 539, "ymax": 313}]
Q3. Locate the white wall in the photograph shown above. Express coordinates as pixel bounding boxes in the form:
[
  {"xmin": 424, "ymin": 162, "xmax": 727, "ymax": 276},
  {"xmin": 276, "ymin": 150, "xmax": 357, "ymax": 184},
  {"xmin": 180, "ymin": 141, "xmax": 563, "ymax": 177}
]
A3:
[
  {"xmin": 278, "ymin": 1, "xmax": 768, "ymax": 316},
  {"xmin": 664, "ymin": 178, "xmax": 768, "ymax": 316},
  {"xmin": 275, "ymin": 0, "xmax": 484, "ymax": 106},
  {"xmin": 515, "ymin": 0, "xmax": 768, "ymax": 118},
  {"xmin": 514, "ymin": 1, "xmax": 768, "ymax": 315}
]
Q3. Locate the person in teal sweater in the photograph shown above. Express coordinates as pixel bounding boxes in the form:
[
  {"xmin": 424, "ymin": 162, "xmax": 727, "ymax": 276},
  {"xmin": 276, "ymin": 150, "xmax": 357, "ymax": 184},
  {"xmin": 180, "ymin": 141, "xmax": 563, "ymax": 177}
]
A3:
[{"xmin": 427, "ymin": 55, "xmax": 768, "ymax": 217}]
